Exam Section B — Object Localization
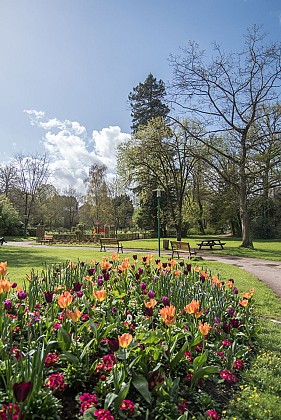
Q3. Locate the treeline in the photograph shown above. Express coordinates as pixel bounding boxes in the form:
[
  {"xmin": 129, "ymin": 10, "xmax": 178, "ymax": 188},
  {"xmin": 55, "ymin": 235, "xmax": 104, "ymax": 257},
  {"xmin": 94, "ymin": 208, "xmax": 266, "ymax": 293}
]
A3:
[{"xmin": 1, "ymin": 27, "xmax": 281, "ymax": 245}]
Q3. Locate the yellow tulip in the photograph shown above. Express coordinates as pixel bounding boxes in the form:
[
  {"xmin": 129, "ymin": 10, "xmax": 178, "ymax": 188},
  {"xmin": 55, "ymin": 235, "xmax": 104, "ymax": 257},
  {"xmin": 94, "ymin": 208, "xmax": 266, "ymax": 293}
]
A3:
[
  {"xmin": 93, "ymin": 289, "xmax": 107, "ymax": 302},
  {"xmin": 159, "ymin": 305, "xmax": 176, "ymax": 326},
  {"xmin": 57, "ymin": 291, "xmax": 73, "ymax": 308},
  {"xmin": 66, "ymin": 308, "xmax": 81, "ymax": 322},
  {"xmin": 118, "ymin": 333, "xmax": 133, "ymax": 348}
]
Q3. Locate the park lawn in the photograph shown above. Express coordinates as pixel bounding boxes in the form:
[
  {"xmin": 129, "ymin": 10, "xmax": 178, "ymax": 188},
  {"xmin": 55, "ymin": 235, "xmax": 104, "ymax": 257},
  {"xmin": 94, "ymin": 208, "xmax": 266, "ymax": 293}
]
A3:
[
  {"xmin": 1, "ymin": 245, "xmax": 281, "ymax": 418},
  {"xmin": 123, "ymin": 237, "xmax": 281, "ymax": 261}
]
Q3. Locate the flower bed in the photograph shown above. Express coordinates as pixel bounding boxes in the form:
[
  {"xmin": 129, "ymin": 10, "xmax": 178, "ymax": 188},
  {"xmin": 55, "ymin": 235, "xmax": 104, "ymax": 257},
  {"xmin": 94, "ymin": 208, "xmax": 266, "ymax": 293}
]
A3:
[{"xmin": 0, "ymin": 256, "xmax": 257, "ymax": 419}]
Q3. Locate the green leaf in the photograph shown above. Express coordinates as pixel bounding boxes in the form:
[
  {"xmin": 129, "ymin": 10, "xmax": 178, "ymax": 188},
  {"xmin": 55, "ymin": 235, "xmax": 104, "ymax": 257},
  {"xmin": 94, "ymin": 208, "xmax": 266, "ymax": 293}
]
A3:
[
  {"xmin": 104, "ymin": 392, "xmax": 117, "ymax": 410},
  {"xmin": 61, "ymin": 350, "xmax": 79, "ymax": 365},
  {"xmin": 170, "ymin": 340, "xmax": 189, "ymax": 368},
  {"xmin": 132, "ymin": 373, "xmax": 151, "ymax": 404},
  {"xmin": 114, "ymin": 381, "xmax": 131, "ymax": 410},
  {"xmin": 80, "ymin": 338, "xmax": 96, "ymax": 360},
  {"xmin": 138, "ymin": 331, "xmax": 161, "ymax": 345},
  {"xmin": 57, "ymin": 327, "xmax": 71, "ymax": 351},
  {"xmin": 193, "ymin": 350, "xmax": 208, "ymax": 370}
]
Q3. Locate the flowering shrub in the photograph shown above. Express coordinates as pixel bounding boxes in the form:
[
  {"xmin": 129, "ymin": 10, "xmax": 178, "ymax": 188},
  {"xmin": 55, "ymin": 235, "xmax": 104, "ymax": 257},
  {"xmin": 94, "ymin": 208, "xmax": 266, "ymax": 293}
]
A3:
[{"xmin": 0, "ymin": 256, "xmax": 258, "ymax": 419}]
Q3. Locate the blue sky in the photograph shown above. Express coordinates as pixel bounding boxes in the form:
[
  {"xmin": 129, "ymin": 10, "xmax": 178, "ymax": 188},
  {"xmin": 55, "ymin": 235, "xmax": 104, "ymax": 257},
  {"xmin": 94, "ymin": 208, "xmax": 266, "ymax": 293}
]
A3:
[{"xmin": 0, "ymin": 0, "xmax": 280, "ymax": 191}]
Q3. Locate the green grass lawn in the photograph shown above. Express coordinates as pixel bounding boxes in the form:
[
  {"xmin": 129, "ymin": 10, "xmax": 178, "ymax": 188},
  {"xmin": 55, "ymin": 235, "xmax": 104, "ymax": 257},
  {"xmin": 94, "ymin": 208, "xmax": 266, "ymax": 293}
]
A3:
[{"xmin": 1, "ymin": 243, "xmax": 281, "ymax": 418}]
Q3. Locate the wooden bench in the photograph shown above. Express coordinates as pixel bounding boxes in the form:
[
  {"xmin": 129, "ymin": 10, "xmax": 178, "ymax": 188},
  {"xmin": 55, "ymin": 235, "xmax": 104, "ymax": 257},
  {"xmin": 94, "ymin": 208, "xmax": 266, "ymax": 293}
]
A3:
[
  {"xmin": 100, "ymin": 238, "xmax": 123, "ymax": 253},
  {"xmin": 170, "ymin": 241, "xmax": 197, "ymax": 259},
  {"xmin": 40, "ymin": 235, "xmax": 54, "ymax": 244},
  {"xmin": 197, "ymin": 239, "xmax": 226, "ymax": 250}
]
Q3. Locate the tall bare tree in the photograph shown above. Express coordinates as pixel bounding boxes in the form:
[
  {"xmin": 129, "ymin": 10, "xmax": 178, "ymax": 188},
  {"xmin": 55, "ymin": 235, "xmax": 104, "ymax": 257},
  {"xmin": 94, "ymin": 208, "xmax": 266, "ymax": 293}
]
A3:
[
  {"xmin": 15, "ymin": 154, "xmax": 50, "ymax": 237},
  {"xmin": 169, "ymin": 26, "xmax": 281, "ymax": 247}
]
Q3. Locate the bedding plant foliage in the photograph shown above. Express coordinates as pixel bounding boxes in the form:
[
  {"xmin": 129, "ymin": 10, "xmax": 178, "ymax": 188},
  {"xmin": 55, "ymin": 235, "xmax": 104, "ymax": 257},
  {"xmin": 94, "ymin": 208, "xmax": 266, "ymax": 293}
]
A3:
[{"xmin": 0, "ymin": 255, "xmax": 258, "ymax": 419}]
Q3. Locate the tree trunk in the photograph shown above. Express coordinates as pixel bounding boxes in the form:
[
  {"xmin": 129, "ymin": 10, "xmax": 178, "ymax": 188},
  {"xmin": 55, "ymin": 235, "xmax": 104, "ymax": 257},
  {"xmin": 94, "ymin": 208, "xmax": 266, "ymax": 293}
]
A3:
[{"xmin": 240, "ymin": 171, "xmax": 253, "ymax": 248}]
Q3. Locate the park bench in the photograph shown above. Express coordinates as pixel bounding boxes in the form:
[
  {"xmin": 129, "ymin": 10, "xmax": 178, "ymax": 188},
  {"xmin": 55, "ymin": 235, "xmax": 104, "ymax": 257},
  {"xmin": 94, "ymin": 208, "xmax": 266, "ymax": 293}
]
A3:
[
  {"xmin": 197, "ymin": 239, "xmax": 226, "ymax": 250},
  {"xmin": 100, "ymin": 238, "xmax": 123, "ymax": 253},
  {"xmin": 170, "ymin": 241, "xmax": 197, "ymax": 259},
  {"xmin": 40, "ymin": 235, "xmax": 54, "ymax": 244}
]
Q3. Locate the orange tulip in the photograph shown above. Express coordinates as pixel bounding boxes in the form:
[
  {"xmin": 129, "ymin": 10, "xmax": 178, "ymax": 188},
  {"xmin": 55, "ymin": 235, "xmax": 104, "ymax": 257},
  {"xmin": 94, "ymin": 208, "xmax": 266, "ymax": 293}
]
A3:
[
  {"xmin": 184, "ymin": 300, "xmax": 203, "ymax": 318},
  {"xmin": 0, "ymin": 279, "xmax": 11, "ymax": 293},
  {"xmin": 111, "ymin": 253, "xmax": 120, "ymax": 261},
  {"xmin": 239, "ymin": 299, "xmax": 249, "ymax": 307},
  {"xmin": 93, "ymin": 289, "xmax": 107, "ymax": 302},
  {"xmin": 57, "ymin": 291, "xmax": 73, "ymax": 308},
  {"xmin": 100, "ymin": 258, "xmax": 112, "ymax": 271},
  {"xmin": 242, "ymin": 290, "xmax": 254, "ymax": 299},
  {"xmin": 144, "ymin": 298, "xmax": 157, "ymax": 308},
  {"xmin": 159, "ymin": 305, "xmax": 176, "ymax": 326},
  {"xmin": 198, "ymin": 321, "xmax": 211, "ymax": 336},
  {"xmin": 66, "ymin": 307, "xmax": 81, "ymax": 322},
  {"xmin": 118, "ymin": 333, "xmax": 133, "ymax": 348},
  {"xmin": 118, "ymin": 258, "xmax": 130, "ymax": 272},
  {"xmin": 169, "ymin": 259, "xmax": 177, "ymax": 267},
  {"xmin": 0, "ymin": 261, "xmax": 7, "ymax": 279},
  {"xmin": 201, "ymin": 270, "xmax": 209, "ymax": 279},
  {"xmin": 173, "ymin": 269, "xmax": 182, "ymax": 277}
]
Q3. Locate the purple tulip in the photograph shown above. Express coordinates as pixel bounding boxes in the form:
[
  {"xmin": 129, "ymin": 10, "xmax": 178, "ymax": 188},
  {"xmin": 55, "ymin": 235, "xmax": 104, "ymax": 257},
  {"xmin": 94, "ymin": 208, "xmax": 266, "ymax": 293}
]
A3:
[
  {"xmin": 108, "ymin": 338, "xmax": 119, "ymax": 352},
  {"xmin": 140, "ymin": 282, "xmax": 147, "ymax": 290},
  {"xmin": 44, "ymin": 291, "xmax": 54, "ymax": 303},
  {"xmin": 4, "ymin": 299, "xmax": 12, "ymax": 310},
  {"xmin": 11, "ymin": 282, "xmax": 17, "ymax": 288},
  {"xmin": 227, "ymin": 306, "xmax": 235, "ymax": 316},
  {"xmin": 162, "ymin": 296, "xmax": 170, "ymax": 306},
  {"xmin": 148, "ymin": 290, "xmax": 155, "ymax": 298},
  {"xmin": 76, "ymin": 291, "xmax": 83, "ymax": 298},
  {"xmin": 13, "ymin": 381, "xmax": 33, "ymax": 402},
  {"xmin": 73, "ymin": 282, "xmax": 82, "ymax": 292},
  {"xmin": 18, "ymin": 291, "xmax": 27, "ymax": 300}
]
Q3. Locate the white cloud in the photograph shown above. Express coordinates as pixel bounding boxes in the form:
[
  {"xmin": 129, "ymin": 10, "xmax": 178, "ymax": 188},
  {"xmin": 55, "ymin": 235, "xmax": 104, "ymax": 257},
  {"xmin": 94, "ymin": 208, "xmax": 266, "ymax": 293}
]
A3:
[
  {"xmin": 24, "ymin": 110, "xmax": 130, "ymax": 193},
  {"xmin": 93, "ymin": 126, "xmax": 131, "ymax": 174}
]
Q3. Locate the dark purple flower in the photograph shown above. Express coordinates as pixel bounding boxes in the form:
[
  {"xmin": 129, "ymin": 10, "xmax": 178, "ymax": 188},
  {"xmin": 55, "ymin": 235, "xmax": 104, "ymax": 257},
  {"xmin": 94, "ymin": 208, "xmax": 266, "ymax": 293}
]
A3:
[
  {"xmin": 133, "ymin": 255, "xmax": 138, "ymax": 261},
  {"xmin": 18, "ymin": 291, "xmax": 27, "ymax": 300},
  {"xmin": 138, "ymin": 267, "xmax": 144, "ymax": 275},
  {"xmin": 88, "ymin": 268, "xmax": 96, "ymax": 276},
  {"xmin": 222, "ymin": 323, "xmax": 231, "ymax": 334},
  {"xmin": 111, "ymin": 306, "xmax": 117, "ymax": 313},
  {"xmin": 230, "ymin": 318, "xmax": 240, "ymax": 328},
  {"xmin": 162, "ymin": 263, "xmax": 167, "ymax": 268},
  {"xmin": 97, "ymin": 279, "xmax": 104, "ymax": 287},
  {"xmin": 148, "ymin": 290, "xmax": 155, "ymax": 298},
  {"xmin": 73, "ymin": 282, "xmax": 82, "ymax": 292},
  {"xmin": 185, "ymin": 264, "xmax": 192, "ymax": 273},
  {"xmin": 108, "ymin": 338, "xmax": 119, "ymax": 352},
  {"xmin": 140, "ymin": 282, "xmax": 147, "ymax": 290},
  {"xmin": 227, "ymin": 306, "xmax": 235, "ymax": 316},
  {"xmin": 4, "ymin": 299, "xmax": 12, "ymax": 310},
  {"xmin": 214, "ymin": 317, "xmax": 221, "ymax": 326},
  {"xmin": 13, "ymin": 381, "xmax": 33, "ymax": 402},
  {"xmin": 145, "ymin": 307, "xmax": 153, "ymax": 317},
  {"xmin": 200, "ymin": 275, "xmax": 205, "ymax": 283},
  {"xmin": 11, "ymin": 282, "xmax": 17, "ymax": 288},
  {"xmin": 44, "ymin": 291, "xmax": 54, "ymax": 303},
  {"xmin": 162, "ymin": 296, "xmax": 170, "ymax": 306},
  {"xmin": 103, "ymin": 272, "xmax": 110, "ymax": 281},
  {"xmin": 233, "ymin": 287, "xmax": 238, "ymax": 294},
  {"xmin": 76, "ymin": 291, "xmax": 83, "ymax": 298}
]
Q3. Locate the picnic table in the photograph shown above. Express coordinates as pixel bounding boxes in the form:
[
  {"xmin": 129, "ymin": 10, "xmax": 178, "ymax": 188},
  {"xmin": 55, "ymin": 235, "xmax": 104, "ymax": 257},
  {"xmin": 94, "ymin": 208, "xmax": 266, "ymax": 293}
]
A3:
[{"xmin": 197, "ymin": 239, "xmax": 226, "ymax": 250}]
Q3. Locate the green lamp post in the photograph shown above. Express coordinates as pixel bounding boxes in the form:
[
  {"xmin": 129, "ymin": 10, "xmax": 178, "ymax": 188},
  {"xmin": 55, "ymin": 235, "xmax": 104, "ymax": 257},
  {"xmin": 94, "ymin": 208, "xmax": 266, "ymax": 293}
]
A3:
[{"xmin": 154, "ymin": 188, "xmax": 161, "ymax": 257}]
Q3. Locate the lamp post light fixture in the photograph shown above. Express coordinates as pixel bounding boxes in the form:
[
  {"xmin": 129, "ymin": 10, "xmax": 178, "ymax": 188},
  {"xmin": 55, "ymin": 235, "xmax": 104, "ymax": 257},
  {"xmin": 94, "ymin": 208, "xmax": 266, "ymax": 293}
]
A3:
[{"xmin": 153, "ymin": 188, "xmax": 161, "ymax": 257}]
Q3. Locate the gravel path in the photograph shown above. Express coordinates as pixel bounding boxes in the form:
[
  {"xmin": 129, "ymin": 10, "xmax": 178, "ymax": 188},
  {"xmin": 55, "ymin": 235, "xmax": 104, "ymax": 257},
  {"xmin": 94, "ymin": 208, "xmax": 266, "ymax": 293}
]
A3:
[{"xmin": 3, "ymin": 241, "xmax": 281, "ymax": 298}]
